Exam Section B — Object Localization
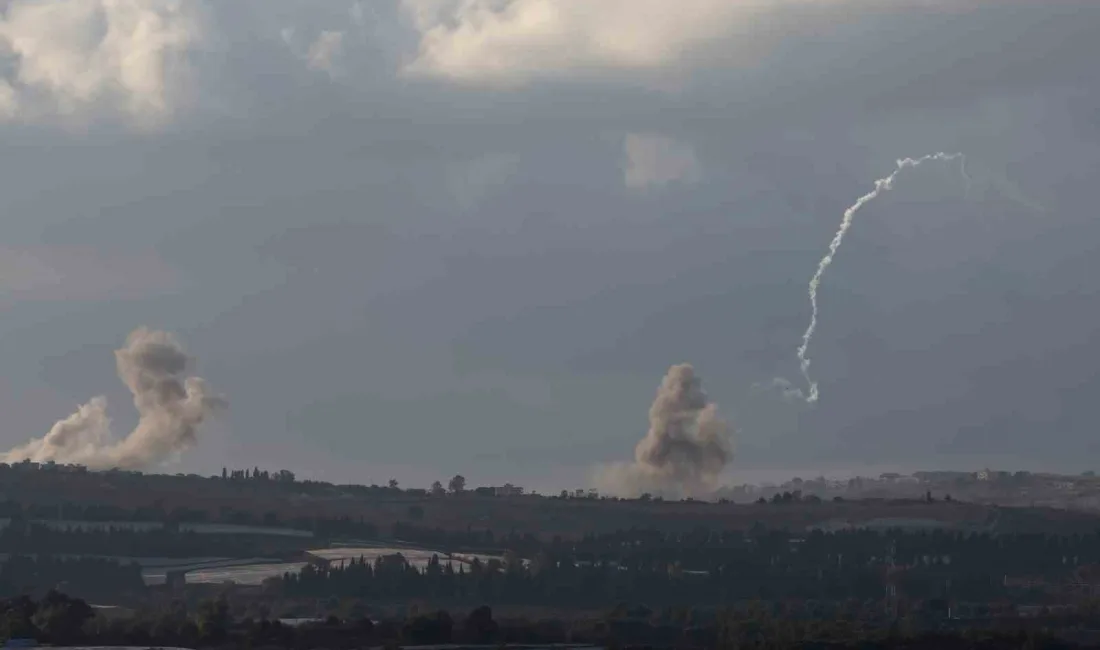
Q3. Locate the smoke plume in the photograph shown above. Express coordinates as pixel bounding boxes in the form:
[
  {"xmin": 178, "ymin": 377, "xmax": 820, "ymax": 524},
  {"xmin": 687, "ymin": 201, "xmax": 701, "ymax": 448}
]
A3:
[
  {"xmin": 2, "ymin": 328, "xmax": 224, "ymax": 470},
  {"xmin": 788, "ymin": 152, "xmax": 967, "ymax": 404},
  {"xmin": 598, "ymin": 364, "xmax": 732, "ymax": 497}
]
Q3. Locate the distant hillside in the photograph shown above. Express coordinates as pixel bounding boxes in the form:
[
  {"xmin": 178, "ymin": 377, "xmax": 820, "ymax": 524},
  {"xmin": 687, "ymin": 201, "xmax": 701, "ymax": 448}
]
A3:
[{"xmin": 2, "ymin": 464, "xmax": 1100, "ymax": 539}]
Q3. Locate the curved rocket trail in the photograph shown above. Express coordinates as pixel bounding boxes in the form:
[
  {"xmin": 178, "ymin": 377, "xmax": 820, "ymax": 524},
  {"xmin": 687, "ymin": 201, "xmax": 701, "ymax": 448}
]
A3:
[{"xmin": 795, "ymin": 152, "xmax": 966, "ymax": 404}]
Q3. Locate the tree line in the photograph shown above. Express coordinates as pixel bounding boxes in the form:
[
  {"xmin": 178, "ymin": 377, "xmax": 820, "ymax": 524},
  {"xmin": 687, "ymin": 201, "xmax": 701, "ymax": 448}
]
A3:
[
  {"xmin": 0, "ymin": 521, "xmax": 307, "ymax": 559},
  {"xmin": 274, "ymin": 526, "xmax": 1100, "ymax": 607},
  {"xmin": 0, "ymin": 590, "xmax": 1086, "ymax": 649},
  {"xmin": 0, "ymin": 555, "xmax": 145, "ymax": 602}
]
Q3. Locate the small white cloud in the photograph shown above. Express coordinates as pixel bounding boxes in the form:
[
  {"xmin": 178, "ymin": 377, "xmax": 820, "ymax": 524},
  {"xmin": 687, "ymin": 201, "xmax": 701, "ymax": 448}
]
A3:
[
  {"xmin": 349, "ymin": 2, "xmax": 368, "ymax": 29},
  {"xmin": 306, "ymin": 30, "xmax": 345, "ymax": 75},
  {"xmin": 0, "ymin": 0, "xmax": 203, "ymax": 126},
  {"xmin": 279, "ymin": 26, "xmax": 297, "ymax": 48},
  {"xmin": 622, "ymin": 133, "xmax": 701, "ymax": 190},
  {"xmin": 278, "ymin": 1, "xmax": 407, "ymax": 82}
]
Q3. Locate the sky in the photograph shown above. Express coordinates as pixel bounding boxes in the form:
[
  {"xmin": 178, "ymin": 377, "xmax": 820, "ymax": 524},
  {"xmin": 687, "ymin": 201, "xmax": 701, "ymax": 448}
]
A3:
[{"xmin": 0, "ymin": 0, "xmax": 1098, "ymax": 492}]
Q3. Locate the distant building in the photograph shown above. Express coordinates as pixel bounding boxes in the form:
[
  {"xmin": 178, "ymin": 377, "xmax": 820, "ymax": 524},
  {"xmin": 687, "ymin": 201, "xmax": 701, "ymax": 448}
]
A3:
[
  {"xmin": 914, "ymin": 470, "xmax": 968, "ymax": 481},
  {"xmin": 494, "ymin": 483, "xmax": 524, "ymax": 497}
]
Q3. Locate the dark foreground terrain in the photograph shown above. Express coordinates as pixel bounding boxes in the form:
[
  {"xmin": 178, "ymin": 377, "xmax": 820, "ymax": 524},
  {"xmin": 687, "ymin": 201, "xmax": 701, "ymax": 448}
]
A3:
[
  {"xmin": 8, "ymin": 589, "xmax": 1100, "ymax": 649},
  {"xmin": 7, "ymin": 463, "xmax": 1100, "ymax": 647}
]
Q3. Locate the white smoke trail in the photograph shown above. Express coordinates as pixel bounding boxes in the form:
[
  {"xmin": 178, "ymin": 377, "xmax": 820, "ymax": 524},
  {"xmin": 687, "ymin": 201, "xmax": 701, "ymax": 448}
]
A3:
[{"xmin": 791, "ymin": 152, "xmax": 967, "ymax": 404}]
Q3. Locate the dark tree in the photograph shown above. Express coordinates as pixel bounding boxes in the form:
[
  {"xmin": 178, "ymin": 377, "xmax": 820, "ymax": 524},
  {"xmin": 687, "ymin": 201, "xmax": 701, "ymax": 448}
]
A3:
[
  {"xmin": 33, "ymin": 590, "xmax": 93, "ymax": 644},
  {"xmin": 463, "ymin": 605, "xmax": 497, "ymax": 644},
  {"xmin": 197, "ymin": 596, "xmax": 229, "ymax": 641},
  {"xmin": 404, "ymin": 610, "xmax": 453, "ymax": 645}
]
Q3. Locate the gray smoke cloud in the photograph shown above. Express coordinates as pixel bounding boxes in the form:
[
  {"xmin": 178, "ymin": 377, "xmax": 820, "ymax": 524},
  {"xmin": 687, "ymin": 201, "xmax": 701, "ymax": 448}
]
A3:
[
  {"xmin": 597, "ymin": 363, "xmax": 732, "ymax": 498},
  {"xmin": 2, "ymin": 327, "xmax": 224, "ymax": 470}
]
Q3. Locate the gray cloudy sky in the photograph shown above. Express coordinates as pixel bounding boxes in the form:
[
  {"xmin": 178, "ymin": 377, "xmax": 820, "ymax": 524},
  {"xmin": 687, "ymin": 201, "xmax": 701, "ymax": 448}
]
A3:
[{"xmin": 0, "ymin": 0, "xmax": 1098, "ymax": 491}]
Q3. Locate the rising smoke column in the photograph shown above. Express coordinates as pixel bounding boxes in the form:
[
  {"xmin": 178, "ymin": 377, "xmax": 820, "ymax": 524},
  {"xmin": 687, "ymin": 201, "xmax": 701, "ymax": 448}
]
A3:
[
  {"xmin": 2, "ymin": 328, "xmax": 224, "ymax": 470},
  {"xmin": 793, "ymin": 152, "xmax": 966, "ymax": 404},
  {"xmin": 599, "ymin": 363, "xmax": 732, "ymax": 497}
]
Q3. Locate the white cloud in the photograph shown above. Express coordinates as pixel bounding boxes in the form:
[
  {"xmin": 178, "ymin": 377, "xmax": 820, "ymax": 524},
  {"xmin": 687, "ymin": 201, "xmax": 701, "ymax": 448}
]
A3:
[
  {"xmin": 622, "ymin": 133, "xmax": 701, "ymax": 190},
  {"xmin": 0, "ymin": 0, "xmax": 202, "ymax": 126},
  {"xmin": 307, "ymin": 30, "xmax": 345, "ymax": 75},
  {"xmin": 401, "ymin": 0, "xmax": 763, "ymax": 85},
  {"xmin": 282, "ymin": 27, "xmax": 347, "ymax": 78},
  {"xmin": 399, "ymin": 0, "xmax": 976, "ymax": 87}
]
